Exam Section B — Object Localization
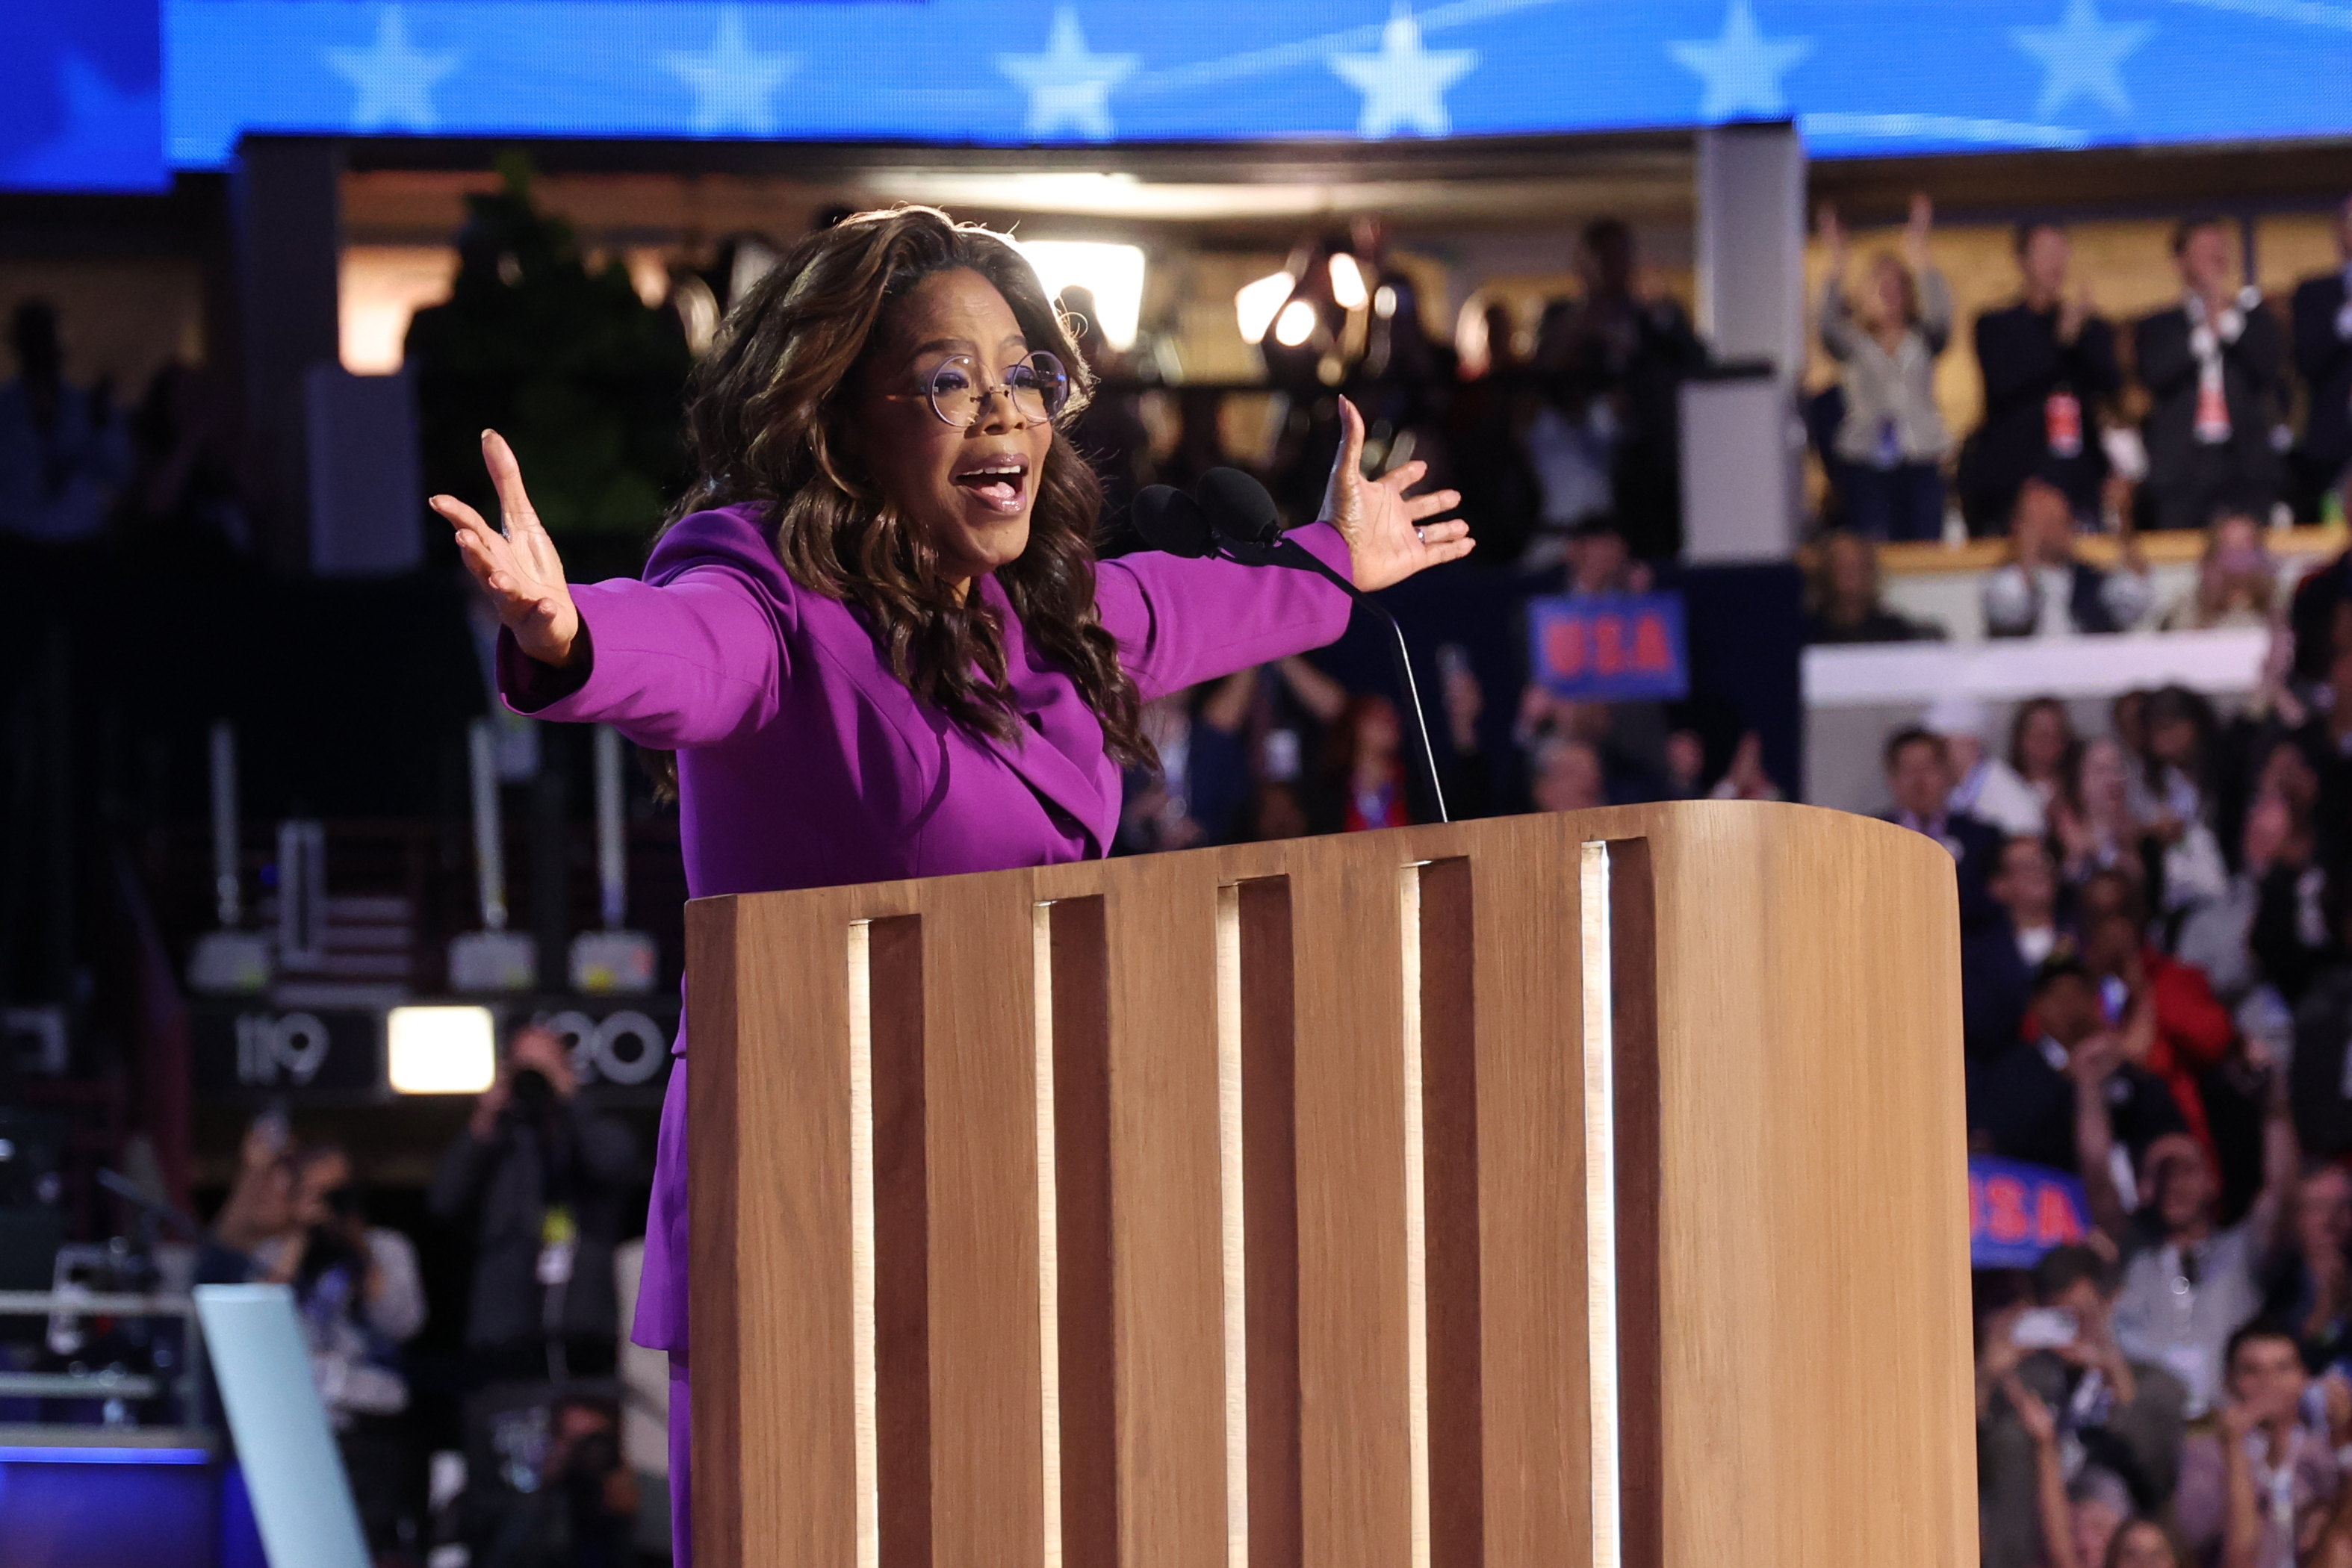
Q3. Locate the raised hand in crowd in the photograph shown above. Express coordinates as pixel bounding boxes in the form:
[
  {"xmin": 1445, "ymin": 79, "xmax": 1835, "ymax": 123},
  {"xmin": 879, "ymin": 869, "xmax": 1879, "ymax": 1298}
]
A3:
[
  {"xmin": 1903, "ymin": 191, "xmax": 1935, "ymax": 270},
  {"xmin": 1816, "ymin": 200, "xmax": 1849, "ymax": 273},
  {"xmin": 2002, "ymin": 1373, "xmax": 2084, "ymax": 1568},
  {"xmin": 434, "ymin": 430, "xmax": 582, "ymax": 669}
]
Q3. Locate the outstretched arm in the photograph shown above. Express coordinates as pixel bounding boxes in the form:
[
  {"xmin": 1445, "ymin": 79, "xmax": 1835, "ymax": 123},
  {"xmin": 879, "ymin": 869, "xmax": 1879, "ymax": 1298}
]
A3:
[
  {"xmin": 435, "ymin": 431, "xmax": 784, "ymax": 747},
  {"xmin": 1097, "ymin": 398, "xmax": 1471, "ymax": 702}
]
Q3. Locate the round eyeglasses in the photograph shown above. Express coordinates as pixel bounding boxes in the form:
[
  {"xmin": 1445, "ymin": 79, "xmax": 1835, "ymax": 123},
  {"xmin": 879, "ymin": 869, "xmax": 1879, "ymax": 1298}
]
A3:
[{"xmin": 918, "ymin": 352, "xmax": 1070, "ymax": 428}]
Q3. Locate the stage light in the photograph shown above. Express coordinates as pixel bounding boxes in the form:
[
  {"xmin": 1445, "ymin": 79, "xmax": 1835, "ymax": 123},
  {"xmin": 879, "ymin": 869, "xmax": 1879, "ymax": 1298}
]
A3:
[
  {"xmin": 1329, "ymin": 252, "xmax": 1369, "ymax": 311},
  {"xmin": 1235, "ymin": 270, "xmax": 1295, "ymax": 346},
  {"xmin": 387, "ymin": 1005, "xmax": 497, "ymax": 1095},
  {"xmin": 1016, "ymin": 240, "xmax": 1146, "ymax": 351},
  {"xmin": 1374, "ymin": 284, "xmax": 1398, "ymax": 320},
  {"xmin": 1271, "ymin": 299, "xmax": 1319, "ymax": 349}
]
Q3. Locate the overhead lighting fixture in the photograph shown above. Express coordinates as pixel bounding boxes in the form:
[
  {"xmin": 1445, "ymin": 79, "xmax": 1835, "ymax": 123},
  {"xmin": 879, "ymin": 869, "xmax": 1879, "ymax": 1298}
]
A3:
[
  {"xmin": 1329, "ymin": 252, "xmax": 1369, "ymax": 311},
  {"xmin": 1016, "ymin": 240, "xmax": 1147, "ymax": 351},
  {"xmin": 387, "ymin": 1005, "xmax": 497, "ymax": 1095},
  {"xmin": 1235, "ymin": 270, "xmax": 1295, "ymax": 346},
  {"xmin": 1271, "ymin": 299, "xmax": 1320, "ymax": 349}
]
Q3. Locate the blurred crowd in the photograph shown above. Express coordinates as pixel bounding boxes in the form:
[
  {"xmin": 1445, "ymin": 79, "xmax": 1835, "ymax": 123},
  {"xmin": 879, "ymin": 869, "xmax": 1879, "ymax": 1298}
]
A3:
[
  {"xmin": 1812, "ymin": 196, "xmax": 2352, "ymax": 547},
  {"xmin": 198, "ymin": 1026, "xmax": 643, "ymax": 1567},
  {"xmin": 1862, "ymin": 590, "xmax": 2352, "ymax": 1563}
]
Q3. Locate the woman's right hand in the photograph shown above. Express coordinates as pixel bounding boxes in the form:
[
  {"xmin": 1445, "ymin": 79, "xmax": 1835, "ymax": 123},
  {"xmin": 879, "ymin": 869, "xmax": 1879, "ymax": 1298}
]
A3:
[{"xmin": 432, "ymin": 431, "xmax": 583, "ymax": 668}]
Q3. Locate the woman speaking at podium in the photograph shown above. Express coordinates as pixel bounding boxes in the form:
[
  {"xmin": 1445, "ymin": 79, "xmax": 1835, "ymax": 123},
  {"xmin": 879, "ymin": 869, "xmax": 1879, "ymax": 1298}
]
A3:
[{"xmin": 431, "ymin": 206, "xmax": 1470, "ymax": 1564}]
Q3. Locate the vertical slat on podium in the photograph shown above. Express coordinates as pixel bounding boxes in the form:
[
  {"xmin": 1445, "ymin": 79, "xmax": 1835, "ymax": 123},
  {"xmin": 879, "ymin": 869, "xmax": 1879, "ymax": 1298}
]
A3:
[
  {"xmin": 1103, "ymin": 853, "xmax": 1229, "ymax": 1568},
  {"xmin": 1047, "ymin": 896, "xmax": 1117, "ymax": 1568},
  {"xmin": 1415, "ymin": 859, "xmax": 1484, "ymax": 1568},
  {"xmin": 916, "ymin": 873, "xmax": 1046, "ymax": 1562},
  {"xmin": 866, "ymin": 918, "xmax": 931, "ymax": 1568},
  {"xmin": 1238, "ymin": 879, "xmax": 1302, "ymax": 1568},
  {"xmin": 1288, "ymin": 839, "xmax": 1415, "ymax": 1567},
  {"xmin": 1468, "ymin": 820, "xmax": 1590, "ymax": 1568},
  {"xmin": 689, "ymin": 892, "xmax": 859, "ymax": 1568}
]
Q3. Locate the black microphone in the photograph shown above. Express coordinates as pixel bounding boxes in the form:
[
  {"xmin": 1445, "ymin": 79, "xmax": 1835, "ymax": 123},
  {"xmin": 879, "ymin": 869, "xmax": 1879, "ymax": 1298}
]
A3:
[
  {"xmin": 1168, "ymin": 467, "xmax": 1450, "ymax": 825},
  {"xmin": 1130, "ymin": 484, "xmax": 1214, "ymax": 559}
]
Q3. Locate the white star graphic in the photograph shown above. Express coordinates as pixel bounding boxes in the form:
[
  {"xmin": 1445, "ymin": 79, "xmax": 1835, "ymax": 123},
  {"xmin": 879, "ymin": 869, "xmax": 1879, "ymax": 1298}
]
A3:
[
  {"xmin": 1667, "ymin": 0, "xmax": 1813, "ymax": 122},
  {"xmin": 996, "ymin": 7, "xmax": 1139, "ymax": 142},
  {"xmin": 324, "ymin": 5, "xmax": 461, "ymax": 133},
  {"xmin": 2011, "ymin": 0, "xmax": 2153, "ymax": 119},
  {"xmin": 1328, "ymin": 1, "xmax": 1478, "ymax": 140},
  {"xmin": 664, "ymin": 7, "xmax": 800, "ymax": 137}
]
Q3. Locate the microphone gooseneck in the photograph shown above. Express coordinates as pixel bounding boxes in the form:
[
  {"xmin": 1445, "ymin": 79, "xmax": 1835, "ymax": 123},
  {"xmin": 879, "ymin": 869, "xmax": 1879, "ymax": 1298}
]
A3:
[{"xmin": 1186, "ymin": 470, "xmax": 1450, "ymax": 825}]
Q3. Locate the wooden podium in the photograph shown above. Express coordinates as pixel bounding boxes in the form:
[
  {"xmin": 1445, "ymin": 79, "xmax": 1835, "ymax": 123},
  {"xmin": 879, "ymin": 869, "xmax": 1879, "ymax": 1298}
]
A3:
[{"xmin": 685, "ymin": 801, "xmax": 1976, "ymax": 1568}]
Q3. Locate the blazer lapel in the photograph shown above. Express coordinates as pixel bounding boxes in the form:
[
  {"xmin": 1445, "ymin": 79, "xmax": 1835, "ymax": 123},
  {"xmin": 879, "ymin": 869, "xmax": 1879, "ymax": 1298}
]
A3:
[{"xmin": 971, "ymin": 576, "xmax": 1118, "ymax": 856}]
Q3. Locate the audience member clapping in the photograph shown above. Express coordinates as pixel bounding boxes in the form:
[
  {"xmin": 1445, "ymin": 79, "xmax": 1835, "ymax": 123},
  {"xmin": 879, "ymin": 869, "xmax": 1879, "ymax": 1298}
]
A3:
[
  {"xmin": 1930, "ymin": 695, "xmax": 2047, "ymax": 837},
  {"xmin": 2009, "ymin": 697, "xmax": 2084, "ymax": 823},
  {"xmin": 1984, "ymin": 478, "xmax": 2152, "ymax": 638},
  {"xmin": 2173, "ymin": 1324, "xmax": 2340, "ymax": 1564},
  {"xmin": 2134, "ymin": 218, "xmax": 2289, "ymax": 532},
  {"xmin": 2052, "ymin": 738, "xmax": 2153, "ymax": 895},
  {"xmin": 2128, "ymin": 687, "xmax": 2232, "ymax": 918},
  {"xmin": 1963, "ymin": 220, "xmax": 2121, "ymax": 535}
]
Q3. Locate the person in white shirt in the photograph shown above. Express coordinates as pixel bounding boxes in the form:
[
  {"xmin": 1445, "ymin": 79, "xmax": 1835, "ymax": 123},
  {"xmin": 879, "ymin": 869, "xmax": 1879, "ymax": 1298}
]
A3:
[
  {"xmin": 1984, "ymin": 478, "xmax": 2153, "ymax": 638},
  {"xmin": 1929, "ymin": 694, "xmax": 2047, "ymax": 837}
]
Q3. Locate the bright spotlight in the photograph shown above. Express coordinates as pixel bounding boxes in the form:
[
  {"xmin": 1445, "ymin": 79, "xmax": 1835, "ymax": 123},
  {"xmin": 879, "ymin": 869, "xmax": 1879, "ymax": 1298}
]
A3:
[
  {"xmin": 1329, "ymin": 253, "xmax": 1369, "ymax": 311},
  {"xmin": 1271, "ymin": 299, "xmax": 1319, "ymax": 349},
  {"xmin": 387, "ymin": 1005, "xmax": 497, "ymax": 1095},
  {"xmin": 1235, "ymin": 270, "xmax": 1295, "ymax": 346},
  {"xmin": 1016, "ymin": 240, "xmax": 1146, "ymax": 351}
]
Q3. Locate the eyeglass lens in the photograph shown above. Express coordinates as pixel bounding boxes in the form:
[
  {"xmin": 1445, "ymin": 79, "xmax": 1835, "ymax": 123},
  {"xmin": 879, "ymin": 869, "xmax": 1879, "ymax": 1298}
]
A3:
[{"xmin": 927, "ymin": 353, "xmax": 1067, "ymax": 426}]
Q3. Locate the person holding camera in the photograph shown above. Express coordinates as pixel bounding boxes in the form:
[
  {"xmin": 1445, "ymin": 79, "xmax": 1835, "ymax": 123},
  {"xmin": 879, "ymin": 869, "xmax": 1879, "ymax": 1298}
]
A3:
[
  {"xmin": 430, "ymin": 1024, "xmax": 638, "ymax": 1384},
  {"xmin": 1979, "ymin": 1244, "xmax": 2189, "ymax": 1568},
  {"xmin": 251, "ymin": 1142, "xmax": 426, "ymax": 1559}
]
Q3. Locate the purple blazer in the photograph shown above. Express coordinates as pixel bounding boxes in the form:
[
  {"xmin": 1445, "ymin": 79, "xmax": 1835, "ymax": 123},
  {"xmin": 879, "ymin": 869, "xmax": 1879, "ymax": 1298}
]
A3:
[{"xmin": 500, "ymin": 503, "xmax": 1356, "ymax": 1355}]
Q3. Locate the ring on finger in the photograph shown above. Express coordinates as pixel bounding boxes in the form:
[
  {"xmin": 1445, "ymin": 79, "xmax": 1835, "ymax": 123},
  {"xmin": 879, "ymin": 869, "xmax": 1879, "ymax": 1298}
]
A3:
[{"xmin": 1415, "ymin": 526, "xmax": 1427, "ymax": 544}]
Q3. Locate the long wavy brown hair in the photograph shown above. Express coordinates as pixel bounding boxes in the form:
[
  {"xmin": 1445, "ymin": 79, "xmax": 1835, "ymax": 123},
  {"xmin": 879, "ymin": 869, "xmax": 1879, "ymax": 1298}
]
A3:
[{"xmin": 659, "ymin": 204, "xmax": 1149, "ymax": 777}]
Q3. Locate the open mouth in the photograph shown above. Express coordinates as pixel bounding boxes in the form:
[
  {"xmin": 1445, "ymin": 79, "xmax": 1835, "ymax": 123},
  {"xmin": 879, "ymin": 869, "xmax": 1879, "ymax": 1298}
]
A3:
[{"xmin": 952, "ymin": 454, "xmax": 1030, "ymax": 514}]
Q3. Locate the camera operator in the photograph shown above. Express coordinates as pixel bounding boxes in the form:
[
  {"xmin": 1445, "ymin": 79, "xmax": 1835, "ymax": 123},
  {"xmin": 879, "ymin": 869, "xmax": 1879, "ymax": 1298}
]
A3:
[
  {"xmin": 430, "ymin": 1024, "xmax": 638, "ymax": 1384},
  {"xmin": 252, "ymin": 1142, "xmax": 427, "ymax": 1558}
]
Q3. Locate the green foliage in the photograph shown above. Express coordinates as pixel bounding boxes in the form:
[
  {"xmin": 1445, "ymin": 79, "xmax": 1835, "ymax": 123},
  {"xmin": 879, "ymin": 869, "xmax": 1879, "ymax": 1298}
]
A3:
[{"xmin": 406, "ymin": 153, "xmax": 692, "ymax": 579}]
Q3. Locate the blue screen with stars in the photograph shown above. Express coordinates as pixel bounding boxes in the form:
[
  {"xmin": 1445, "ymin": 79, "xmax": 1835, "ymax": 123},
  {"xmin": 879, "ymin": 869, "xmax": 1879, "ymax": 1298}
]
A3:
[{"xmin": 6, "ymin": 0, "xmax": 2349, "ymax": 193}]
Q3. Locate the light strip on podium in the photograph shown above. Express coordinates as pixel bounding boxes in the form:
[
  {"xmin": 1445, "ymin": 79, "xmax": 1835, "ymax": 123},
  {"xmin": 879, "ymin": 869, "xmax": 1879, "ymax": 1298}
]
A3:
[
  {"xmin": 1580, "ymin": 842, "xmax": 1623, "ymax": 1568},
  {"xmin": 1214, "ymin": 885, "xmax": 1250, "ymax": 1568},
  {"xmin": 1033, "ymin": 903, "xmax": 1067, "ymax": 1568},
  {"xmin": 1398, "ymin": 864, "xmax": 1433, "ymax": 1568},
  {"xmin": 845, "ymin": 921, "xmax": 881, "ymax": 1568}
]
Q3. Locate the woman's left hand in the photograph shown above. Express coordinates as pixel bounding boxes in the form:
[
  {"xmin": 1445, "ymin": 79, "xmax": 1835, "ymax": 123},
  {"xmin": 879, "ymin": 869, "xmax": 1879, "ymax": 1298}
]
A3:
[{"xmin": 1322, "ymin": 396, "xmax": 1472, "ymax": 591}]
